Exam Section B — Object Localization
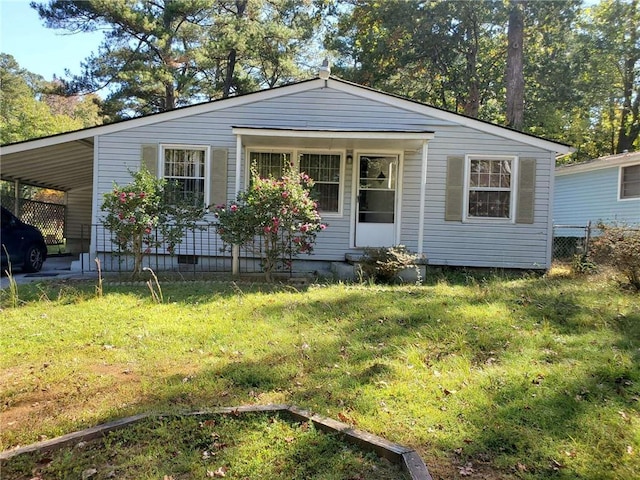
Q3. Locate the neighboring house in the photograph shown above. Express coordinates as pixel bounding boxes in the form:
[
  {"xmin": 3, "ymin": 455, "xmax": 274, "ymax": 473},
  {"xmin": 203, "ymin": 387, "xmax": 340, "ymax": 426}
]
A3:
[
  {"xmin": 0, "ymin": 75, "xmax": 571, "ymax": 272},
  {"xmin": 554, "ymin": 151, "xmax": 640, "ymax": 229}
]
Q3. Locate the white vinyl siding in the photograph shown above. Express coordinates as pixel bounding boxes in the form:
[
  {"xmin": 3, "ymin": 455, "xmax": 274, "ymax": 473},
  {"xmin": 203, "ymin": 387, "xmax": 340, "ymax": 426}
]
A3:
[{"xmin": 95, "ymin": 85, "xmax": 557, "ymax": 267}]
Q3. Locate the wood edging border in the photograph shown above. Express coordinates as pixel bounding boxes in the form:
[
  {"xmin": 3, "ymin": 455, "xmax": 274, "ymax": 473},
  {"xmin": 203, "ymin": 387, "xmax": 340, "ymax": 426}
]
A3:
[{"xmin": 1, "ymin": 404, "xmax": 432, "ymax": 480}]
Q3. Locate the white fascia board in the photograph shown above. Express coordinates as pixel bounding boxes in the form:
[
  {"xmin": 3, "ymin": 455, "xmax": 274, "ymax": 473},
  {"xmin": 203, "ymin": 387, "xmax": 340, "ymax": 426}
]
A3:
[
  {"xmin": 556, "ymin": 152, "xmax": 640, "ymax": 175},
  {"xmin": 327, "ymin": 79, "xmax": 572, "ymax": 155}
]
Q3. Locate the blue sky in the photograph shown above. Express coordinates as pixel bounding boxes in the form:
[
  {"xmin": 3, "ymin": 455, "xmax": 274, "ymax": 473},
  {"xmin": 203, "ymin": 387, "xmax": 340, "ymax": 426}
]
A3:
[{"xmin": 0, "ymin": 0, "xmax": 103, "ymax": 79}]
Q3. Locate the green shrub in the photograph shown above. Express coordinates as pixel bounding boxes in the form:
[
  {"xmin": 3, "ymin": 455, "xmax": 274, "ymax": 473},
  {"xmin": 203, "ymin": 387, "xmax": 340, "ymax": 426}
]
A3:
[
  {"xmin": 590, "ymin": 224, "xmax": 640, "ymax": 290},
  {"xmin": 571, "ymin": 253, "xmax": 598, "ymax": 275},
  {"xmin": 358, "ymin": 245, "xmax": 420, "ymax": 284}
]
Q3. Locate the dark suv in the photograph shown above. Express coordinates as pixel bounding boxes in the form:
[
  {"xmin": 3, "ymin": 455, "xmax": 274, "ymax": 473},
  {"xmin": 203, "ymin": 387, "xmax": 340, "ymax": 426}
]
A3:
[{"xmin": 1, "ymin": 206, "xmax": 47, "ymax": 273}]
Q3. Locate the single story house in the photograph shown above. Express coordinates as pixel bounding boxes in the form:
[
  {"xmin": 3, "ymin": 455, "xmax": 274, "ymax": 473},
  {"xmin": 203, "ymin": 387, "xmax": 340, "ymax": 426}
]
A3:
[
  {"xmin": 554, "ymin": 151, "xmax": 640, "ymax": 231},
  {"xmin": 0, "ymin": 75, "xmax": 572, "ymax": 273}
]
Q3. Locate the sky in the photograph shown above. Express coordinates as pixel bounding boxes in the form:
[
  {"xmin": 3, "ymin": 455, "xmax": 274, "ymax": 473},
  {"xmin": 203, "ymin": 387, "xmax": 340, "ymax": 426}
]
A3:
[{"xmin": 0, "ymin": 0, "xmax": 103, "ymax": 80}]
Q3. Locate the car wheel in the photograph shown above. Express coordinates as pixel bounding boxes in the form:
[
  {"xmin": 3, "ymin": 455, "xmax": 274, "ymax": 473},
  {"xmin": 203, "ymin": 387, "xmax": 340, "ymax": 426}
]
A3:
[{"xmin": 22, "ymin": 245, "xmax": 44, "ymax": 273}]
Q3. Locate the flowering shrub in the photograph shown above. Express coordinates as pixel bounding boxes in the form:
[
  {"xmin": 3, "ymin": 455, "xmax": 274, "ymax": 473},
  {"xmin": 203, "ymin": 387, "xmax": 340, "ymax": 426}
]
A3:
[
  {"xmin": 214, "ymin": 164, "xmax": 326, "ymax": 281},
  {"xmin": 101, "ymin": 168, "xmax": 206, "ymax": 276}
]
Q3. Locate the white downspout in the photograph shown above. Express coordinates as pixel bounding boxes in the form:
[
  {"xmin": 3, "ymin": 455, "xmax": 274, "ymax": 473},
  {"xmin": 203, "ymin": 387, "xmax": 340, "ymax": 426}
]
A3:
[{"xmin": 417, "ymin": 140, "xmax": 429, "ymax": 256}]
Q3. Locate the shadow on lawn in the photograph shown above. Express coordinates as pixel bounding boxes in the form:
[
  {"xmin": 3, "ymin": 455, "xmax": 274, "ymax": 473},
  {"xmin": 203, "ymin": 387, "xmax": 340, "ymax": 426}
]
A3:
[{"xmin": 5, "ymin": 274, "xmax": 639, "ymax": 478}]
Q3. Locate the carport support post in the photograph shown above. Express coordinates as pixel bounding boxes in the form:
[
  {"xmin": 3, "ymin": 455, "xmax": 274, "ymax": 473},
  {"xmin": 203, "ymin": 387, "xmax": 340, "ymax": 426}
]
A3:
[
  {"xmin": 232, "ymin": 244, "xmax": 239, "ymax": 276},
  {"xmin": 13, "ymin": 180, "xmax": 19, "ymax": 214}
]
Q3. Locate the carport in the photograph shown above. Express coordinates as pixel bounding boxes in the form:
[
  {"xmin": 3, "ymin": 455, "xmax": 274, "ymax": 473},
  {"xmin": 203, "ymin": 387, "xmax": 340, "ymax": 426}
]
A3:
[{"xmin": 0, "ymin": 130, "xmax": 96, "ymax": 255}]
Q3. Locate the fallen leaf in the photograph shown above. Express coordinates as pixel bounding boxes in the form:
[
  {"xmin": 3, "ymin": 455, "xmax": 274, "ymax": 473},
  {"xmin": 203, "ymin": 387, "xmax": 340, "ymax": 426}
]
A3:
[
  {"xmin": 459, "ymin": 462, "xmax": 474, "ymax": 476},
  {"xmin": 550, "ymin": 459, "xmax": 564, "ymax": 470},
  {"xmin": 618, "ymin": 410, "xmax": 630, "ymax": 422},
  {"xmin": 627, "ymin": 445, "xmax": 634, "ymax": 455},
  {"xmin": 81, "ymin": 469, "xmax": 97, "ymax": 480},
  {"xmin": 338, "ymin": 411, "xmax": 354, "ymax": 424},
  {"xmin": 207, "ymin": 466, "xmax": 227, "ymax": 477},
  {"xmin": 285, "ymin": 436, "xmax": 295, "ymax": 443},
  {"xmin": 517, "ymin": 462, "xmax": 528, "ymax": 472}
]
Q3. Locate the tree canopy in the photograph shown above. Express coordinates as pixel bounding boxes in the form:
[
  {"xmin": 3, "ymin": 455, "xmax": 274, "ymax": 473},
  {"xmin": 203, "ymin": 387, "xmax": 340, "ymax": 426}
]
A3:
[
  {"xmin": 0, "ymin": 54, "xmax": 101, "ymax": 144},
  {"xmin": 2, "ymin": 0, "xmax": 638, "ymax": 160},
  {"xmin": 31, "ymin": 0, "xmax": 322, "ymax": 119}
]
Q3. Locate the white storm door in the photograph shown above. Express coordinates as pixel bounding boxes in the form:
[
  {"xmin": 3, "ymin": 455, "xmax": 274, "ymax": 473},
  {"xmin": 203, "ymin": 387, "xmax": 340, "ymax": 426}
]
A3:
[{"xmin": 355, "ymin": 154, "xmax": 398, "ymax": 247}]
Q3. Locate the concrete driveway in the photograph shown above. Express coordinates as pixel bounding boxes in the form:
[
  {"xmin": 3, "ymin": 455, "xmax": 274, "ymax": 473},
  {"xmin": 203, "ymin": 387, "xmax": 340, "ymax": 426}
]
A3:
[{"xmin": 1, "ymin": 255, "xmax": 96, "ymax": 289}]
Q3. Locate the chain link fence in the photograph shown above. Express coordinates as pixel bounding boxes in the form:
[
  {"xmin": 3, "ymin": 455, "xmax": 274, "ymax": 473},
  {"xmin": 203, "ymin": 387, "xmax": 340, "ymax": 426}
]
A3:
[{"xmin": 553, "ymin": 222, "xmax": 592, "ymax": 260}]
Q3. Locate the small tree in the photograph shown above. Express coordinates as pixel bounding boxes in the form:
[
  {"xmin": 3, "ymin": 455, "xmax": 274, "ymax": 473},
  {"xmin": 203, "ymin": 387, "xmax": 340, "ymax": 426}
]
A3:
[
  {"xmin": 101, "ymin": 168, "xmax": 206, "ymax": 276},
  {"xmin": 214, "ymin": 164, "xmax": 326, "ymax": 282},
  {"xmin": 590, "ymin": 223, "xmax": 640, "ymax": 291}
]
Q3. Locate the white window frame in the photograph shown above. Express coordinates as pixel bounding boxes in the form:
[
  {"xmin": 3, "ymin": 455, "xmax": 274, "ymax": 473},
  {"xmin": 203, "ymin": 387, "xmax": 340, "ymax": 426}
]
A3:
[
  {"xmin": 160, "ymin": 144, "xmax": 211, "ymax": 207},
  {"xmin": 246, "ymin": 147, "xmax": 345, "ymax": 217},
  {"xmin": 618, "ymin": 163, "xmax": 640, "ymax": 201},
  {"xmin": 463, "ymin": 154, "xmax": 519, "ymax": 223}
]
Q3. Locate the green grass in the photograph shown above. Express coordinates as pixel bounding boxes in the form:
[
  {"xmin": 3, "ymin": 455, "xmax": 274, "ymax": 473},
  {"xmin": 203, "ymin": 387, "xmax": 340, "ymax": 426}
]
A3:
[
  {"xmin": 1, "ymin": 268, "xmax": 639, "ymax": 479},
  {"xmin": 2, "ymin": 413, "xmax": 408, "ymax": 480}
]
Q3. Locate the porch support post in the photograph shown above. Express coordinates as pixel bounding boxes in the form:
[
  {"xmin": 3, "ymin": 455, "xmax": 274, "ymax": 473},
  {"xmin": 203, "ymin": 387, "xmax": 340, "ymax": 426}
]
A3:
[
  {"xmin": 417, "ymin": 140, "xmax": 429, "ymax": 256},
  {"xmin": 235, "ymin": 134, "xmax": 242, "ymax": 197},
  {"xmin": 233, "ymin": 135, "xmax": 242, "ymax": 276}
]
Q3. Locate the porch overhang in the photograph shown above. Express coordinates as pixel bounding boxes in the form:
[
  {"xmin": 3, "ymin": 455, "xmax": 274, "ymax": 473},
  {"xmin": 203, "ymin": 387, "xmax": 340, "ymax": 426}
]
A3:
[{"xmin": 232, "ymin": 127, "xmax": 434, "ymax": 151}]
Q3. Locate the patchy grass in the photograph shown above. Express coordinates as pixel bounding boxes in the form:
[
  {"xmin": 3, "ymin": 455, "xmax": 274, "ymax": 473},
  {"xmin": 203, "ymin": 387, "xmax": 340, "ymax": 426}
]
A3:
[
  {"xmin": 2, "ymin": 413, "xmax": 407, "ymax": 480},
  {"xmin": 1, "ymin": 268, "xmax": 639, "ymax": 479}
]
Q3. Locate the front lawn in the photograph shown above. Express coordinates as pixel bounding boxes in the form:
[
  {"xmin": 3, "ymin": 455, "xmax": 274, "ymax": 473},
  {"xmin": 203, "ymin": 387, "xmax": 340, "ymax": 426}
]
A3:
[{"xmin": 1, "ymin": 268, "xmax": 638, "ymax": 479}]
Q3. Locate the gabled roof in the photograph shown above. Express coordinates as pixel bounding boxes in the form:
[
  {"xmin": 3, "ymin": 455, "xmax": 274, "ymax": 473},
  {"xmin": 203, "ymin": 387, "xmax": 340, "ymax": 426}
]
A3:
[
  {"xmin": 1, "ymin": 76, "xmax": 571, "ymax": 155},
  {"xmin": 556, "ymin": 151, "xmax": 640, "ymax": 176},
  {"xmin": 0, "ymin": 76, "xmax": 572, "ymax": 192}
]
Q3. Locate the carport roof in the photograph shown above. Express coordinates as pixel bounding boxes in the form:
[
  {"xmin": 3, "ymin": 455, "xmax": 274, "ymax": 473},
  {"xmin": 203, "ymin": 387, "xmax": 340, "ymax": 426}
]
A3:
[{"xmin": 0, "ymin": 137, "xmax": 94, "ymax": 192}]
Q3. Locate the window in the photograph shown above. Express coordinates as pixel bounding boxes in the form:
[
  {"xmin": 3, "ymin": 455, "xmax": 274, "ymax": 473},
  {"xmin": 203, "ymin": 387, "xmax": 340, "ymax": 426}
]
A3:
[
  {"xmin": 466, "ymin": 156, "xmax": 514, "ymax": 219},
  {"xmin": 162, "ymin": 146, "xmax": 207, "ymax": 206},
  {"xmin": 620, "ymin": 164, "xmax": 640, "ymax": 199},
  {"xmin": 248, "ymin": 149, "xmax": 342, "ymax": 215},
  {"xmin": 300, "ymin": 153, "xmax": 341, "ymax": 213},
  {"xmin": 249, "ymin": 151, "xmax": 291, "ymax": 179}
]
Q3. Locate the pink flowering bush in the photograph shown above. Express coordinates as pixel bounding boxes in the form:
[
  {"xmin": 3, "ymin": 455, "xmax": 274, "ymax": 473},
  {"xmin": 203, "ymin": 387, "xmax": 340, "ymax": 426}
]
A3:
[
  {"xmin": 101, "ymin": 168, "xmax": 206, "ymax": 276},
  {"xmin": 214, "ymin": 164, "xmax": 326, "ymax": 282}
]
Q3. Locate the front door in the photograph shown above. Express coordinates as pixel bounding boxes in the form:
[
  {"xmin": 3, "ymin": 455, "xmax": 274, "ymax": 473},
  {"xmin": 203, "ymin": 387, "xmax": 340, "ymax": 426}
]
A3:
[{"xmin": 355, "ymin": 154, "xmax": 398, "ymax": 247}]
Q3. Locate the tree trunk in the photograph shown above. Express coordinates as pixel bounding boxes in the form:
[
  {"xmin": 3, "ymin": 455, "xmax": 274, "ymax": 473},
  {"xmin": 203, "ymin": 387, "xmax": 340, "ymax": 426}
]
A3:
[
  {"xmin": 222, "ymin": 0, "xmax": 248, "ymax": 98},
  {"xmin": 165, "ymin": 83, "xmax": 176, "ymax": 110},
  {"xmin": 506, "ymin": 0, "xmax": 525, "ymax": 130},
  {"xmin": 223, "ymin": 49, "xmax": 237, "ymax": 98},
  {"xmin": 615, "ymin": 23, "xmax": 640, "ymax": 153},
  {"xmin": 464, "ymin": 20, "xmax": 480, "ymax": 118}
]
